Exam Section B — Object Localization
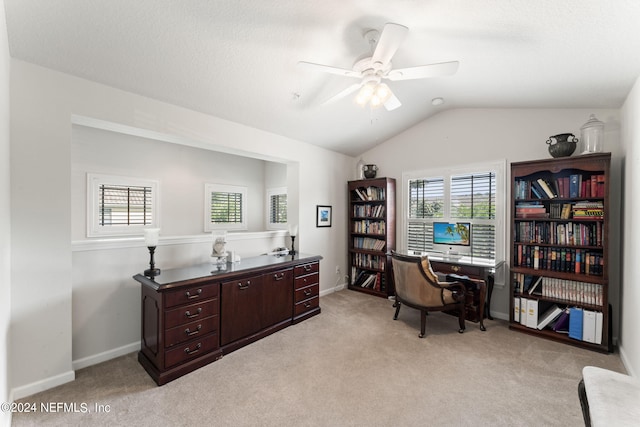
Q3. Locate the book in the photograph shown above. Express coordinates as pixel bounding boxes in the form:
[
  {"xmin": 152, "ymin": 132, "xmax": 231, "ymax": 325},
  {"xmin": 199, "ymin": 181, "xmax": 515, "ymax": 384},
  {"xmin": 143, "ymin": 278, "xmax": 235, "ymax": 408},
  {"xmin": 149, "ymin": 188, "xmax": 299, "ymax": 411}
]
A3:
[
  {"xmin": 569, "ymin": 174, "xmax": 581, "ymax": 198},
  {"xmin": 514, "ymin": 297, "xmax": 521, "ymax": 323},
  {"xmin": 552, "ymin": 309, "xmax": 570, "ymax": 333},
  {"xmin": 528, "ymin": 276, "xmax": 543, "ymax": 295},
  {"xmin": 537, "ymin": 178, "xmax": 557, "ymax": 198},
  {"xmin": 526, "ymin": 299, "xmax": 539, "ymax": 329},
  {"xmin": 537, "ymin": 304, "xmax": 563, "ymax": 330},
  {"xmin": 595, "ymin": 311, "xmax": 603, "ymax": 345},
  {"xmin": 569, "ymin": 307, "xmax": 584, "ymax": 340},
  {"xmin": 583, "ymin": 309, "xmax": 597, "ymax": 343},
  {"xmin": 519, "ymin": 297, "xmax": 528, "ymax": 325}
]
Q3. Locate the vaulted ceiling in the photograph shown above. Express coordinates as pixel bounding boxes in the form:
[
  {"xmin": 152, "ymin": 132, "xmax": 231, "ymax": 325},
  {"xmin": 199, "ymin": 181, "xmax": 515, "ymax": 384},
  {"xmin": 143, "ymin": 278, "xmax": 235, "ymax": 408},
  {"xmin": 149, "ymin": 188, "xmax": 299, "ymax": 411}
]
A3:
[{"xmin": 5, "ymin": 0, "xmax": 640, "ymax": 156}]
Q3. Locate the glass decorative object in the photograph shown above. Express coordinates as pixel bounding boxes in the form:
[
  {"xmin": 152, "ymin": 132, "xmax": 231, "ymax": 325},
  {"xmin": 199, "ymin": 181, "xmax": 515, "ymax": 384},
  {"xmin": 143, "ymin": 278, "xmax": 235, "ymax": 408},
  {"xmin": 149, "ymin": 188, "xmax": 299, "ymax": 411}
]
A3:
[{"xmin": 580, "ymin": 114, "xmax": 604, "ymax": 154}]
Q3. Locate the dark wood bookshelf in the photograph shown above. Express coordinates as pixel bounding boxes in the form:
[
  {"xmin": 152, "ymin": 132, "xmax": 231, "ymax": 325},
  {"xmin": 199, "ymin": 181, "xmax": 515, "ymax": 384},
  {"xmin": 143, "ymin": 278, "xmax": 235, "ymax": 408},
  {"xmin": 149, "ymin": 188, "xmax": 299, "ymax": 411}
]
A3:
[
  {"xmin": 509, "ymin": 153, "xmax": 611, "ymax": 353},
  {"xmin": 347, "ymin": 177, "xmax": 396, "ymax": 298}
]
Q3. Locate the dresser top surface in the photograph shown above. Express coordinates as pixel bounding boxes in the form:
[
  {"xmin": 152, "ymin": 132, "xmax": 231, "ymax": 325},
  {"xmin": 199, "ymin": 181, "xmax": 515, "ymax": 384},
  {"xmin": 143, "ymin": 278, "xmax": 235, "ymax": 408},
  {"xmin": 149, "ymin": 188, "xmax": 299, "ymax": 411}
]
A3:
[{"xmin": 134, "ymin": 253, "xmax": 322, "ymax": 290}]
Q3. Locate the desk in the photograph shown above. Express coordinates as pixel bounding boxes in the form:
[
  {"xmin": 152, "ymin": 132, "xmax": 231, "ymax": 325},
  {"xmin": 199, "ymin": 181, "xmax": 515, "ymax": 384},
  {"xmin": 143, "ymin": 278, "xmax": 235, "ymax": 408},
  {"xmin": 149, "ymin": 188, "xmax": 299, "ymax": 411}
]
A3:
[{"xmin": 427, "ymin": 255, "xmax": 502, "ymax": 322}]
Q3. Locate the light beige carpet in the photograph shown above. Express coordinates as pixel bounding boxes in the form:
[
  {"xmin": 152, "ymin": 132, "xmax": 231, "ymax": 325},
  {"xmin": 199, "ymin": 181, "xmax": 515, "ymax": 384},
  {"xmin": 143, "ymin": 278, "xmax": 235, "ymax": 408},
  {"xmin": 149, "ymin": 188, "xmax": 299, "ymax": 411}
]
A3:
[{"xmin": 12, "ymin": 290, "xmax": 625, "ymax": 426}]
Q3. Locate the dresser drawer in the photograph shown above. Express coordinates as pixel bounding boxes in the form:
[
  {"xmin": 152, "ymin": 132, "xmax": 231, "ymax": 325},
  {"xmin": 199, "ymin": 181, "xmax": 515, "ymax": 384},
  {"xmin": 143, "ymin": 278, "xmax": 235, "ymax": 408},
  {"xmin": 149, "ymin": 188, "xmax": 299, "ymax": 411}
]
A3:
[
  {"xmin": 164, "ymin": 332, "xmax": 219, "ymax": 369},
  {"xmin": 165, "ymin": 300, "xmax": 218, "ymax": 329},
  {"xmin": 294, "ymin": 262, "xmax": 319, "ymax": 277},
  {"xmin": 294, "ymin": 272, "xmax": 319, "ymax": 290},
  {"xmin": 294, "ymin": 296, "xmax": 319, "ymax": 317},
  {"xmin": 165, "ymin": 283, "xmax": 219, "ymax": 309},
  {"xmin": 294, "ymin": 283, "xmax": 319, "ymax": 304},
  {"xmin": 165, "ymin": 315, "xmax": 218, "ymax": 348},
  {"xmin": 430, "ymin": 261, "xmax": 483, "ymax": 278}
]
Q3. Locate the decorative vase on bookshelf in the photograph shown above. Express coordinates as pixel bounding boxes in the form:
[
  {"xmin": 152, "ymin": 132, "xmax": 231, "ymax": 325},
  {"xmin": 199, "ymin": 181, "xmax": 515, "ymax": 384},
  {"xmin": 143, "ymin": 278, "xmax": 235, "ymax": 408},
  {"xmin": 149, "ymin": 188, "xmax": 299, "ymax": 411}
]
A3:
[
  {"xmin": 510, "ymin": 153, "xmax": 611, "ymax": 353},
  {"xmin": 362, "ymin": 164, "xmax": 378, "ymax": 179},
  {"xmin": 546, "ymin": 133, "xmax": 578, "ymax": 158}
]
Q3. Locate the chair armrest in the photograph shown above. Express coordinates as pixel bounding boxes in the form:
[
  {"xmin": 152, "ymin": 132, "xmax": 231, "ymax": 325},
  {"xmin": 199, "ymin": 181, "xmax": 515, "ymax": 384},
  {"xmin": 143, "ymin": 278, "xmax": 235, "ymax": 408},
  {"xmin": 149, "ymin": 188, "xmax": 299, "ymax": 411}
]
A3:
[{"xmin": 441, "ymin": 281, "xmax": 466, "ymax": 300}]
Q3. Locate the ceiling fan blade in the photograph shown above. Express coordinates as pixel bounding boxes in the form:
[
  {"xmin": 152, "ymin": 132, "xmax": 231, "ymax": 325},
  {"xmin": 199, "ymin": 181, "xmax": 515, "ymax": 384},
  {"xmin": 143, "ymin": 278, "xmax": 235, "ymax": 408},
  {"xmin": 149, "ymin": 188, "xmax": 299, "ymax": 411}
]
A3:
[
  {"xmin": 322, "ymin": 83, "xmax": 363, "ymax": 105},
  {"xmin": 371, "ymin": 23, "xmax": 409, "ymax": 68},
  {"xmin": 297, "ymin": 61, "xmax": 361, "ymax": 78},
  {"xmin": 383, "ymin": 93, "xmax": 402, "ymax": 111},
  {"xmin": 386, "ymin": 61, "xmax": 459, "ymax": 81}
]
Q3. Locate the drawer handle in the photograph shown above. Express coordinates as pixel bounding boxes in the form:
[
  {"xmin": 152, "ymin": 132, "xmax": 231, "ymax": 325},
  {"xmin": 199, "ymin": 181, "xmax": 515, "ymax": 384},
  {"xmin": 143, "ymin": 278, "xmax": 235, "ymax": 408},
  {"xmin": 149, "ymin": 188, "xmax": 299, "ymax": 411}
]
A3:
[
  {"xmin": 238, "ymin": 281, "xmax": 250, "ymax": 290},
  {"xmin": 273, "ymin": 273, "xmax": 286, "ymax": 280},
  {"xmin": 185, "ymin": 324, "xmax": 202, "ymax": 336},
  {"xmin": 184, "ymin": 343, "xmax": 202, "ymax": 355},
  {"xmin": 303, "ymin": 289, "xmax": 312, "ymax": 297},
  {"xmin": 451, "ymin": 266, "xmax": 461, "ymax": 272},
  {"xmin": 304, "ymin": 301, "xmax": 312, "ymax": 308},
  {"xmin": 186, "ymin": 289, "xmax": 202, "ymax": 299},
  {"xmin": 303, "ymin": 265, "xmax": 312, "ymax": 272},
  {"xmin": 185, "ymin": 308, "xmax": 202, "ymax": 319}
]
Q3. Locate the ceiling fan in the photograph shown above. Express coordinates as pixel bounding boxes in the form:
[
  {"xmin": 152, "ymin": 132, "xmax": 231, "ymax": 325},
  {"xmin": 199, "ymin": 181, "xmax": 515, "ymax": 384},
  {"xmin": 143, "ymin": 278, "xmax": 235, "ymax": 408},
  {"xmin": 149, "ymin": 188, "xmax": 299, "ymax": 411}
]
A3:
[{"xmin": 298, "ymin": 23, "xmax": 459, "ymax": 111}]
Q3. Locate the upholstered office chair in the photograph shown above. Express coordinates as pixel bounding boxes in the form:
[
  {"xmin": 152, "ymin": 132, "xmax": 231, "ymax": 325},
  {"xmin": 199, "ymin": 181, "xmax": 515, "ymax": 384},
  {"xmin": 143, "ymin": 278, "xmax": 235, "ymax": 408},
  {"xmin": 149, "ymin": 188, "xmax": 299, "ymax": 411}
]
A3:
[{"xmin": 390, "ymin": 251, "xmax": 466, "ymax": 338}]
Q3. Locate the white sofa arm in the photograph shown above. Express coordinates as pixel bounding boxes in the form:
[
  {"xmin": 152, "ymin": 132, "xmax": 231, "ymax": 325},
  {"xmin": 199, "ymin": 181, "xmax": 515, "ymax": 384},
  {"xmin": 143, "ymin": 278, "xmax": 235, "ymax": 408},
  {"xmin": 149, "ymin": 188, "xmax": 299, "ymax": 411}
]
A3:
[{"xmin": 580, "ymin": 366, "xmax": 640, "ymax": 426}]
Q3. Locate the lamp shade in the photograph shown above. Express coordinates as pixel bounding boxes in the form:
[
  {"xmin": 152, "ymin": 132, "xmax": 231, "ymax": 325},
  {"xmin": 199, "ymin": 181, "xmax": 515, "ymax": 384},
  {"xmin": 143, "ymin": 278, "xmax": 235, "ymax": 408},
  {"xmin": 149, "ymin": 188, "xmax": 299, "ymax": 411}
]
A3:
[{"xmin": 144, "ymin": 228, "xmax": 160, "ymax": 246}]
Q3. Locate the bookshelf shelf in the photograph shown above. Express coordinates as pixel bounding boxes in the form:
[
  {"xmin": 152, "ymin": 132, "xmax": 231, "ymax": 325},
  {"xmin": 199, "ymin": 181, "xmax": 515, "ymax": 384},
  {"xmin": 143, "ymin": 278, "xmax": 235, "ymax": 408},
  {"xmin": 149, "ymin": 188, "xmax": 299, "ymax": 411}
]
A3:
[
  {"xmin": 347, "ymin": 177, "xmax": 396, "ymax": 298},
  {"xmin": 509, "ymin": 153, "xmax": 611, "ymax": 353}
]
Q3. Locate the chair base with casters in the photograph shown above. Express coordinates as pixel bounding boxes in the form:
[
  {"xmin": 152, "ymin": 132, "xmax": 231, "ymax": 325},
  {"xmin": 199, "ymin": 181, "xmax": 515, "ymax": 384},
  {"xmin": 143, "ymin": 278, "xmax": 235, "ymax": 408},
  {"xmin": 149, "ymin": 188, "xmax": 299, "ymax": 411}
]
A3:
[{"xmin": 391, "ymin": 251, "xmax": 466, "ymax": 338}]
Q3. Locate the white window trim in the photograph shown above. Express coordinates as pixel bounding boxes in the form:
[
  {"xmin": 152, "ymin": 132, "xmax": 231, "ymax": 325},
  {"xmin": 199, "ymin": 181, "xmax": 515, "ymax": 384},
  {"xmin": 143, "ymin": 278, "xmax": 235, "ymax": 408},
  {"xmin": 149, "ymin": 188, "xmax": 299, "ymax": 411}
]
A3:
[
  {"xmin": 87, "ymin": 173, "xmax": 160, "ymax": 238},
  {"xmin": 266, "ymin": 187, "xmax": 288, "ymax": 230},
  {"xmin": 401, "ymin": 160, "xmax": 507, "ymax": 263},
  {"xmin": 204, "ymin": 183, "xmax": 248, "ymax": 232}
]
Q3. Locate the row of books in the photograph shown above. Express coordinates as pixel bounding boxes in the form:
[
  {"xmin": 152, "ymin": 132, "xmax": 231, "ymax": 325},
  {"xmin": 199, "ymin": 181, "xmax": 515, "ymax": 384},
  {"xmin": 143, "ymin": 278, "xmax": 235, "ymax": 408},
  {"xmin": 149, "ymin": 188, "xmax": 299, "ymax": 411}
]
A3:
[
  {"xmin": 515, "ymin": 201, "xmax": 604, "ymax": 221},
  {"xmin": 572, "ymin": 201, "xmax": 604, "ymax": 219},
  {"xmin": 353, "ymin": 186, "xmax": 386, "ymax": 201},
  {"xmin": 350, "ymin": 268, "xmax": 383, "ymax": 291},
  {"xmin": 514, "ymin": 220, "xmax": 603, "ymax": 247},
  {"xmin": 352, "ymin": 253, "xmax": 386, "ymax": 271},
  {"xmin": 352, "ymin": 237, "xmax": 386, "ymax": 251},
  {"xmin": 352, "ymin": 204, "xmax": 386, "ymax": 218},
  {"xmin": 352, "ymin": 219, "xmax": 386, "ymax": 235},
  {"xmin": 513, "ymin": 300, "xmax": 603, "ymax": 344},
  {"xmin": 514, "ymin": 245, "xmax": 604, "ymax": 275},
  {"xmin": 514, "ymin": 174, "xmax": 605, "ymax": 200},
  {"xmin": 513, "ymin": 273, "xmax": 604, "ymax": 306}
]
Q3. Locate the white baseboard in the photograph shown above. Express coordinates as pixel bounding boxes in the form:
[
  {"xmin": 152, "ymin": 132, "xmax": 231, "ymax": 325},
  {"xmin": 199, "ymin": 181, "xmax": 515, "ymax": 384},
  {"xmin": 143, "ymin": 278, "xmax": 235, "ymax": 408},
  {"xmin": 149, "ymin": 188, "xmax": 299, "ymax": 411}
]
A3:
[
  {"xmin": 320, "ymin": 283, "xmax": 347, "ymax": 297},
  {"xmin": 72, "ymin": 341, "xmax": 140, "ymax": 371},
  {"xmin": 11, "ymin": 370, "xmax": 76, "ymax": 401}
]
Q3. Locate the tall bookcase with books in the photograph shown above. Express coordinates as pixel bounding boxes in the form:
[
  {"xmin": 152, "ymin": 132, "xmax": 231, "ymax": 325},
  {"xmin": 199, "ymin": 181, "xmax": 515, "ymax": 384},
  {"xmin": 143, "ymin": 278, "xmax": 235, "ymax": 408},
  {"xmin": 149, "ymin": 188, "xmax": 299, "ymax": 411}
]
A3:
[
  {"xmin": 348, "ymin": 177, "xmax": 396, "ymax": 298},
  {"xmin": 510, "ymin": 153, "xmax": 611, "ymax": 352}
]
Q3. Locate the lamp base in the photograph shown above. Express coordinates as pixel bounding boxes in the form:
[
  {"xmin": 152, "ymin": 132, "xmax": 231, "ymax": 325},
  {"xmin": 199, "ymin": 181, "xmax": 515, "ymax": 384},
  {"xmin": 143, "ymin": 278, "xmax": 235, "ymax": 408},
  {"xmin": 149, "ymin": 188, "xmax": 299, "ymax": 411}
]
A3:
[{"xmin": 144, "ymin": 268, "xmax": 161, "ymax": 277}]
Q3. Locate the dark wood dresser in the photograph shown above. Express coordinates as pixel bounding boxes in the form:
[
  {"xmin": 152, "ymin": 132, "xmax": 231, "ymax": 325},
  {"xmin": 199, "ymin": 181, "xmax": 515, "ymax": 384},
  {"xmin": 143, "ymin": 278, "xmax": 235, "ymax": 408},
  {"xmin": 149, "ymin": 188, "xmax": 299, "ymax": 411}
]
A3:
[{"xmin": 134, "ymin": 253, "xmax": 322, "ymax": 385}]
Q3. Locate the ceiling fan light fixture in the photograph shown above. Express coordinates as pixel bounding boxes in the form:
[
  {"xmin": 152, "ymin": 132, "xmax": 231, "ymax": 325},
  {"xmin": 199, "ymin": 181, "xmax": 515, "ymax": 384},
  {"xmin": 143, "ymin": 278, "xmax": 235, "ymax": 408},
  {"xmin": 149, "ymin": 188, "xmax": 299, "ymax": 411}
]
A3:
[
  {"xmin": 375, "ymin": 83, "xmax": 392, "ymax": 103},
  {"xmin": 356, "ymin": 82, "xmax": 376, "ymax": 106}
]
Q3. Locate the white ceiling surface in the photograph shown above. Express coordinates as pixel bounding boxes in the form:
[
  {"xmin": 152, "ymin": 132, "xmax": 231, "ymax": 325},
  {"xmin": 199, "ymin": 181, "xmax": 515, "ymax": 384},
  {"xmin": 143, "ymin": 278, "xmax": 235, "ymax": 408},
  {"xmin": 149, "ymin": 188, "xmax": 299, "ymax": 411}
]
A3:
[{"xmin": 4, "ymin": 1, "xmax": 640, "ymax": 156}]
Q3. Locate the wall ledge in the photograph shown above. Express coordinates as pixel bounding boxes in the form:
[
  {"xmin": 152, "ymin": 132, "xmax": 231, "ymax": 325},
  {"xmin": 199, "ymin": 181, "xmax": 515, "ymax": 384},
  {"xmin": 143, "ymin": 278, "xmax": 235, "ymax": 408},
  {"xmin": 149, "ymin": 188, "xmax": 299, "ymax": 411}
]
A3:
[{"xmin": 72, "ymin": 230, "xmax": 287, "ymax": 252}]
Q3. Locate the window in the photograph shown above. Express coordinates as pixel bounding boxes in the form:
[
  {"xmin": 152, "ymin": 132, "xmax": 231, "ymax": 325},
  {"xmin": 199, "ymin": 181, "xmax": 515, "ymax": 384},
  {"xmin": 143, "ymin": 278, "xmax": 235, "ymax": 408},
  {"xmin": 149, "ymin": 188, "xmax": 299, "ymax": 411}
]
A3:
[
  {"xmin": 403, "ymin": 161, "xmax": 505, "ymax": 262},
  {"xmin": 266, "ymin": 187, "xmax": 287, "ymax": 230},
  {"xmin": 87, "ymin": 173, "xmax": 159, "ymax": 237},
  {"xmin": 205, "ymin": 183, "xmax": 247, "ymax": 231}
]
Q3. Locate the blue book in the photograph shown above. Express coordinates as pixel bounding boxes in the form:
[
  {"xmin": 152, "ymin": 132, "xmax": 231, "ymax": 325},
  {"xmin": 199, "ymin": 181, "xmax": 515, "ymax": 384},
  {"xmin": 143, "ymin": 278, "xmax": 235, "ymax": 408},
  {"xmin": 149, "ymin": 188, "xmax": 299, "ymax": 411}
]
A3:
[
  {"xmin": 569, "ymin": 174, "xmax": 580, "ymax": 198},
  {"xmin": 569, "ymin": 307, "xmax": 584, "ymax": 340}
]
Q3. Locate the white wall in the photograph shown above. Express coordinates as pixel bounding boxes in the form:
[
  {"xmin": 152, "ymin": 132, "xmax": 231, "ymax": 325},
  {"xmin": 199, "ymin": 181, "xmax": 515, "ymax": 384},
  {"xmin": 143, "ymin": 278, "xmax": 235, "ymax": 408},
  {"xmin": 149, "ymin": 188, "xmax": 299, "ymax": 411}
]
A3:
[
  {"xmin": 360, "ymin": 108, "xmax": 623, "ymax": 330},
  {"xmin": 1, "ymin": 1, "xmax": 12, "ymax": 425},
  {"xmin": 10, "ymin": 59, "xmax": 352, "ymax": 397},
  {"xmin": 620, "ymin": 76, "xmax": 640, "ymax": 377},
  {"xmin": 71, "ymin": 124, "xmax": 286, "ymax": 238}
]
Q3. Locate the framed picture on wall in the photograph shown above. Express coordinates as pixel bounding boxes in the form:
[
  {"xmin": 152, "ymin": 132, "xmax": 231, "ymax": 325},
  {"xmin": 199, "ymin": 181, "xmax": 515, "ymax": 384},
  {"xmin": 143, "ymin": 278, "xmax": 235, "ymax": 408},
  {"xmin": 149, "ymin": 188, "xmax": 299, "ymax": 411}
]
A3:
[{"xmin": 316, "ymin": 205, "xmax": 332, "ymax": 227}]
